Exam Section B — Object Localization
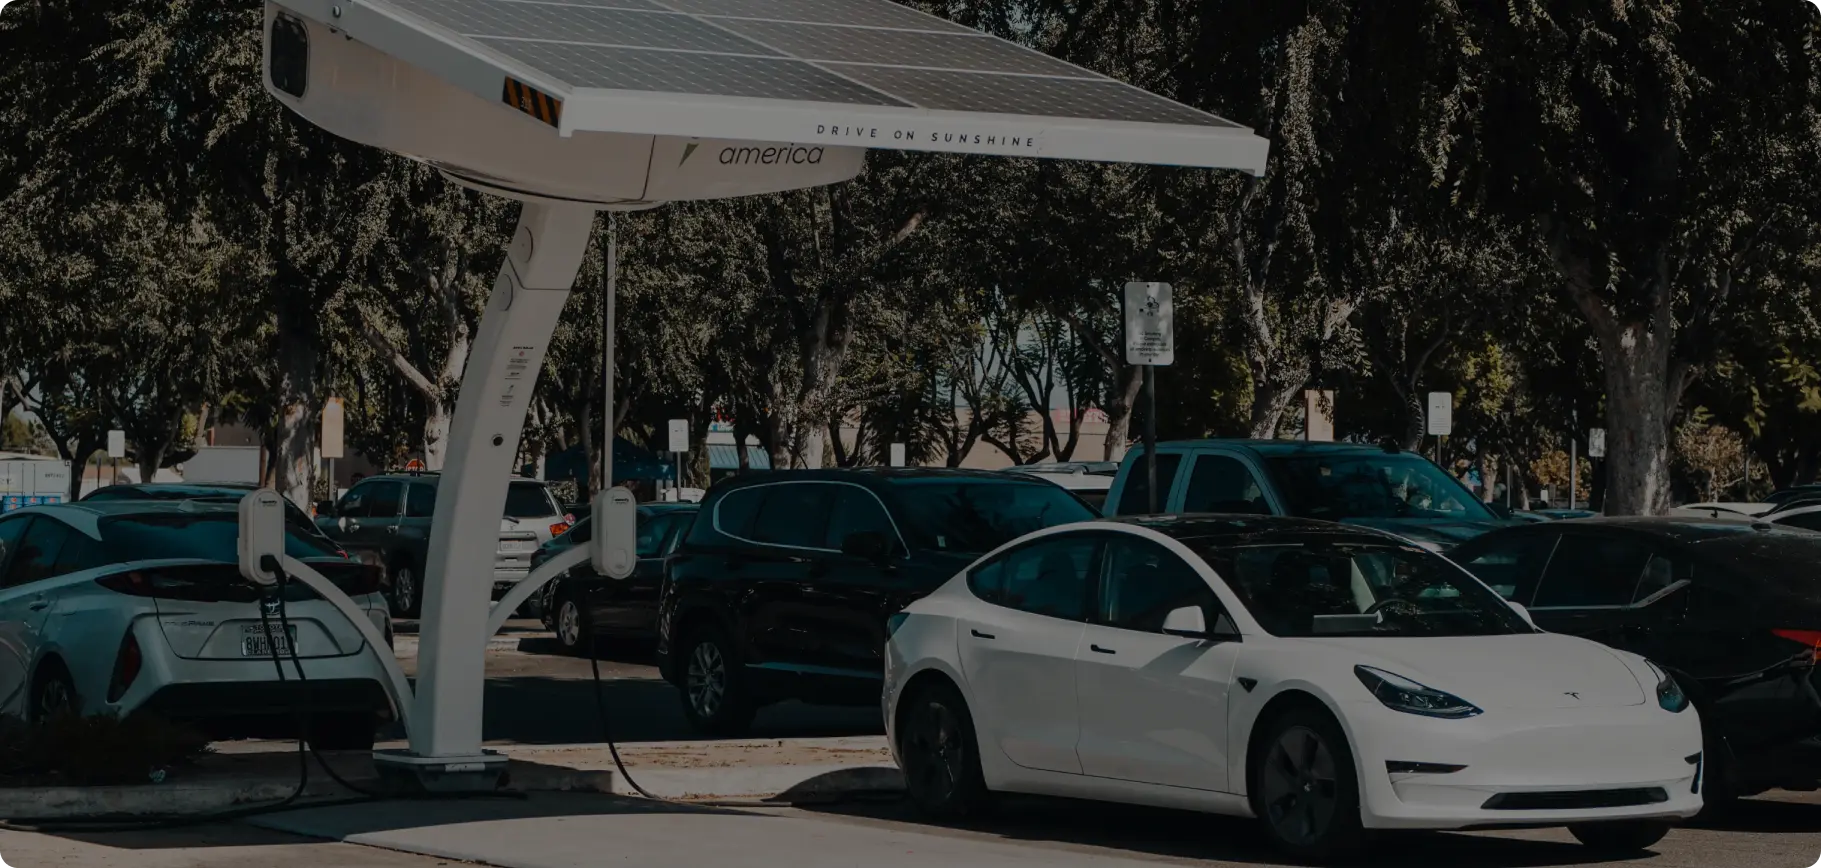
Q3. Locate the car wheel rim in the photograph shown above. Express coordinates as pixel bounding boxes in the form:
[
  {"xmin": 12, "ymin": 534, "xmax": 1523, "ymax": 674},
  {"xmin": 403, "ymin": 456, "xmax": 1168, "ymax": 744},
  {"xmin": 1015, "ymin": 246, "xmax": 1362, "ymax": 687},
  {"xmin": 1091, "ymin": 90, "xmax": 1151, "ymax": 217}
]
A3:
[
  {"xmin": 396, "ymin": 568, "xmax": 416, "ymax": 611},
  {"xmin": 38, "ymin": 679, "xmax": 72, "ymax": 720},
  {"xmin": 558, "ymin": 602, "xmax": 581, "ymax": 647},
  {"xmin": 1260, "ymin": 725, "xmax": 1339, "ymax": 846},
  {"xmin": 686, "ymin": 642, "xmax": 725, "ymax": 718},
  {"xmin": 906, "ymin": 699, "xmax": 962, "ymax": 804}
]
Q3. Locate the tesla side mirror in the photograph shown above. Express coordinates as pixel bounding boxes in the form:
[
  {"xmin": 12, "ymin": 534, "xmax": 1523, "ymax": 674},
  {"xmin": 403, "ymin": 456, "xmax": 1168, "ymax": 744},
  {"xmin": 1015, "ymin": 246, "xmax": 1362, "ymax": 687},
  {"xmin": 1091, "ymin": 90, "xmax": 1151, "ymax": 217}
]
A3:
[
  {"xmin": 841, "ymin": 530, "xmax": 892, "ymax": 562},
  {"xmin": 1508, "ymin": 601, "xmax": 1537, "ymax": 627},
  {"xmin": 1162, "ymin": 606, "xmax": 1208, "ymax": 638},
  {"xmin": 315, "ymin": 500, "xmax": 336, "ymax": 517}
]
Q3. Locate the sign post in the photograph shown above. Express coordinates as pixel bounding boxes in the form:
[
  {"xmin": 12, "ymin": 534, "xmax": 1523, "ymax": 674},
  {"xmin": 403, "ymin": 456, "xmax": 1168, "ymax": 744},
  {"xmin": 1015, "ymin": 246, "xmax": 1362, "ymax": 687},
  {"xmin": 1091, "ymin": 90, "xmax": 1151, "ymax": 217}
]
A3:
[
  {"xmin": 1426, "ymin": 392, "xmax": 1452, "ymax": 466},
  {"xmin": 1125, "ymin": 282, "xmax": 1174, "ymax": 514},
  {"xmin": 106, "ymin": 429, "xmax": 126, "ymax": 487},
  {"xmin": 667, "ymin": 419, "xmax": 690, "ymax": 496},
  {"xmin": 322, "ymin": 397, "xmax": 345, "ymax": 500}
]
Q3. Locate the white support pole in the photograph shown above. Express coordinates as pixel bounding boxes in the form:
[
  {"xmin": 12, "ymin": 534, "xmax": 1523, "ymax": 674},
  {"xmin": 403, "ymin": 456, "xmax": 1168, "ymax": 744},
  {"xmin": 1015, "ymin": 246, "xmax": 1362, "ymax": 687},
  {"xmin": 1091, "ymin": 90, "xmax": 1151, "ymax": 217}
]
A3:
[
  {"xmin": 278, "ymin": 555, "xmax": 415, "ymax": 730},
  {"xmin": 602, "ymin": 214, "xmax": 617, "ymax": 499},
  {"xmin": 409, "ymin": 201, "xmax": 595, "ymax": 760}
]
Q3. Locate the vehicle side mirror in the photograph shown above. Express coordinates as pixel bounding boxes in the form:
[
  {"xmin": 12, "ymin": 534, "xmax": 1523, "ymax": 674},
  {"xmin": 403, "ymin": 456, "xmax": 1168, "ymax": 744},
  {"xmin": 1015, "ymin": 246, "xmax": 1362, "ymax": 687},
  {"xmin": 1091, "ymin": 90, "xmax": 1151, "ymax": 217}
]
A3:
[
  {"xmin": 1508, "ymin": 601, "xmax": 1537, "ymax": 627},
  {"xmin": 1161, "ymin": 606, "xmax": 1207, "ymax": 637},
  {"xmin": 841, "ymin": 530, "xmax": 892, "ymax": 562},
  {"xmin": 315, "ymin": 500, "xmax": 336, "ymax": 517}
]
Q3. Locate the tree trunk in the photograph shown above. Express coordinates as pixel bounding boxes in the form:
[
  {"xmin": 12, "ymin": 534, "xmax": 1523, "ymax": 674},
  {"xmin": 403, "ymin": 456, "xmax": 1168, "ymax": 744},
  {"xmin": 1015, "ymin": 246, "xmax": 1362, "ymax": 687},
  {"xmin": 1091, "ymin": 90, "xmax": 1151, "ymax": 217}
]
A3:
[
  {"xmin": 424, "ymin": 400, "xmax": 452, "ymax": 471},
  {"xmin": 1590, "ymin": 322, "xmax": 1677, "ymax": 516},
  {"xmin": 274, "ymin": 296, "xmax": 320, "ymax": 508},
  {"xmin": 1101, "ymin": 366, "xmax": 1143, "ymax": 461},
  {"xmin": 1399, "ymin": 389, "xmax": 1425, "ymax": 453},
  {"xmin": 1247, "ymin": 378, "xmax": 1300, "ymax": 440}
]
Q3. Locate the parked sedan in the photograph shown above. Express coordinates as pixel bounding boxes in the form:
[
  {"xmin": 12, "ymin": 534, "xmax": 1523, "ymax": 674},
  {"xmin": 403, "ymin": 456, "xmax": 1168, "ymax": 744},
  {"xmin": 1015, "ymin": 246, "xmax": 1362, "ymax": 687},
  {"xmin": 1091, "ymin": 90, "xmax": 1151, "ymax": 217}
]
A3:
[
  {"xmin": 886, "ymin": 516, "xmax": 1700, "ymax": 861},
  {"xmin": 0, "ymin": 501, "xmax": 395, "ymax": 748},
  {"xmin": 537, "ymin": 503, "xmax": 698, "ymax": 653},
  {"xmin": 1451, "ymin": 517, "xmax": 1821, "ymax": 803}
]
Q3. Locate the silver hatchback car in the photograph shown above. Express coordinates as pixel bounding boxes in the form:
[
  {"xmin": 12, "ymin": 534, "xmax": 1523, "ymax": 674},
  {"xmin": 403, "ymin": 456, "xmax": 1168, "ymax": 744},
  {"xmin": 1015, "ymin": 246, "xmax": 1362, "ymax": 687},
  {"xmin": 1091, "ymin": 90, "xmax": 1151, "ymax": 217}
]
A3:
[{"xmin": 0, "ymin": 501, "xmax": 396, "ymax": 748}]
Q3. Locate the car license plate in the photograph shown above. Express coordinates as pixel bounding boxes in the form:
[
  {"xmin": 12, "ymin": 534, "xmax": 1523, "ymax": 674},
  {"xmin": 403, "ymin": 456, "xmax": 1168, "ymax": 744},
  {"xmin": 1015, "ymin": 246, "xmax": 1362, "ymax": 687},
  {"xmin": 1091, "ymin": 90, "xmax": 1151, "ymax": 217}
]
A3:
[
  {"xmin": 501, "ymin": 539, "xmax": 536, "ymax": 553},
  {"xmin": 241, "ymin": 624, "xmax": 298, "ymax": 658}
]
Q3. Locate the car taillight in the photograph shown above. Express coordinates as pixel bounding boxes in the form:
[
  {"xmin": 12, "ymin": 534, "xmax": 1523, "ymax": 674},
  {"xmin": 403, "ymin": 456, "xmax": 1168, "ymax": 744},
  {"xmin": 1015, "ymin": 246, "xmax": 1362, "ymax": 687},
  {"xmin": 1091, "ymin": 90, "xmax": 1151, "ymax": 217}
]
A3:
[
  {"xmin": 96, "ymin": 571, "xmax": 159, "ymax": 598},
  {"xmin": 107, "ymin": 630, "xmax": 142, "ymax": 703},
  {"xmin": 1771, "ymin": 629, "xmax": 1821, "ymax": 662},
  {"xmin": 550, "ymin": 522, "xmax": 571, "ymax": 537}
]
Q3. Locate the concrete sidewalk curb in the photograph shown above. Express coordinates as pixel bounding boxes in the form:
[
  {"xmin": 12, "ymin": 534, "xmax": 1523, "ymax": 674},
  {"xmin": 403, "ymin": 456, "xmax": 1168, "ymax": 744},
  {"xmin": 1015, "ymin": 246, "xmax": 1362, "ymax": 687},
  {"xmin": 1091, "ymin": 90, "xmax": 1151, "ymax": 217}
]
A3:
[{"xmin": 597, "ymin": 764, "xmax": 904, "ymax": 802}]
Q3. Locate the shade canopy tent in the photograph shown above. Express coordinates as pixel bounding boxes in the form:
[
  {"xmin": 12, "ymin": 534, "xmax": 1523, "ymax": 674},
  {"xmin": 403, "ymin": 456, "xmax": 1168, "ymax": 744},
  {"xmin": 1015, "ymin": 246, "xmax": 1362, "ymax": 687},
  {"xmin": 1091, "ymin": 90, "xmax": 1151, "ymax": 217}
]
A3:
[{"xmin": 262, "ymin": 0, "xmax": 1268, "ymax": 778}]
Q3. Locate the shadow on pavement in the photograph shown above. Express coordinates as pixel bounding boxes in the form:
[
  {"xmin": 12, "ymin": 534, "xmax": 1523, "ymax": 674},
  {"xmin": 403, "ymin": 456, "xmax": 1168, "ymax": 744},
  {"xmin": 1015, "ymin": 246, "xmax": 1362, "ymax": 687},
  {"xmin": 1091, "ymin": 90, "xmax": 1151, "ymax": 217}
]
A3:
[
  {"xmin": 1686, "ymin": 795, "xmax": 1821, "ymax": 833},
  {"xmin": 795, "ymin": 796, "xmax": 1652, "ymax": 868},
  {"xmin": 477, "ymin": 675, "xmax": 882, "ymax": 745}
]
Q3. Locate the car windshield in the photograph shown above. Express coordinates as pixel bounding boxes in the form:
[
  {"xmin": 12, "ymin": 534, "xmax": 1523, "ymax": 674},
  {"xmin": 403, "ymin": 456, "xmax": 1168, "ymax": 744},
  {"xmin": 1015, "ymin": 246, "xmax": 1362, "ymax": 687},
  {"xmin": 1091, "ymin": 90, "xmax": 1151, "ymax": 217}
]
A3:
[
  {"xmin": 504, "ymin": 482, "xmax": 560, "ymax": 519},
  {"xmin": 1266, "ymin": 453, "xmax": 1495, "ymax": 522},
  {"xmin": 1192, "ymin": 540, "xmax": 1528, "ymax": 638},
  {"xmin": 100, "ymin": 514, "xmax": 344, "ymax": 562},
  {"xmin": 894, "ymin": 480, "xmax": 1097, "ymax": 554}
]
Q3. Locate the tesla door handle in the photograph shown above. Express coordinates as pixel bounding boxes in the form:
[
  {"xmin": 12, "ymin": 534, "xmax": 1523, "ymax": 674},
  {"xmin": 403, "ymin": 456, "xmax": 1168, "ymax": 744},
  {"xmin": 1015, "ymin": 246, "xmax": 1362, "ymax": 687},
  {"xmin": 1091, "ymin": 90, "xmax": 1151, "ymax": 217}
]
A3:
[
  {"xmin": 970, "ymin": 629, "xmax": 995, "ymax": 640},
  {"xmin": 1090, "ymin": 644, "xmax": 1117, "ymax": 655}
]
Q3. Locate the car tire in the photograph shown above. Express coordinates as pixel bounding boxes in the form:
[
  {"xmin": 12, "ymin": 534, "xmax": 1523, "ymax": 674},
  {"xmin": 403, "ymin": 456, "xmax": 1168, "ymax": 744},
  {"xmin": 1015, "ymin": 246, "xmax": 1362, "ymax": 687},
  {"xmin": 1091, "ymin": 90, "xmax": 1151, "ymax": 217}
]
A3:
[
  {"xmin": 1568, "ymin": 820, "xmax": 1672, "ymax": 853},
  {"xmin": 1695, "ymin": 722, "xmax": 1740, "ymax": 818},
  {"xmin": 677, "ymin": 624, "xmax": 755, "ymax": 736},
  {"xmin": 1249, "ymin": 704, "xmax": 1366, "ymax": 863},
  {"xmin": 554, "ymin": 594, "xmax": 590, "ymax": 656},
  {"xmin": 30, "ymin": 660, "xmax": 79, "ymax": 723},
  {"xmin": 389, "ymin": 561, "xmax": 422, "ymax": 619},
  {"xmin": 307, "ymin": 713, "xmax": 379, "ymax": 752},
  {"xmin": 899, "ymin": 680, "xmax": 991, "ymax": 820}
]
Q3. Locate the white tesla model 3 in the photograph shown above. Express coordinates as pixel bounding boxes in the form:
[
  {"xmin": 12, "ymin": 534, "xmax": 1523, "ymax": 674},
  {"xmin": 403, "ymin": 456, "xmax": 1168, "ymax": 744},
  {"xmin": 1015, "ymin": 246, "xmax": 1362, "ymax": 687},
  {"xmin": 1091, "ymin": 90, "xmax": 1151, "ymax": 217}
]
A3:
[{"xmin": 883, "ymin": 516, "xmax": 1703, "ymax": 862}]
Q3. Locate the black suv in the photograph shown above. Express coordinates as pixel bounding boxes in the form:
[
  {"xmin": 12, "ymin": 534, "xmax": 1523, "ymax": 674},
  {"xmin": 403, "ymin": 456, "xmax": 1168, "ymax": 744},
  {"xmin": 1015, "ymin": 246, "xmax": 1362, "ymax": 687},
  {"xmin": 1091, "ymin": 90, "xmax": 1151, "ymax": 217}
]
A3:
[
  {"xmin": 657, "ymin": 468, "xmax": 1097, "ymax": 734},
  {"xmin": 314, "ymin": 474, "xmax": 570, "ymax": 618}
]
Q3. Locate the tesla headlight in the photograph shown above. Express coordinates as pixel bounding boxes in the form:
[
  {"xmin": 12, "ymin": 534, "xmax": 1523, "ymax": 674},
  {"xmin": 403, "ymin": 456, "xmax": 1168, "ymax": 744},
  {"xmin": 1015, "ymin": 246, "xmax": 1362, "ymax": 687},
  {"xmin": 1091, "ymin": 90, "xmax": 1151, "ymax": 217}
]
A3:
[
  {"xmin": 1355, "ymin": 666, "xmax": 1483, "ymax": 719},
  {"xmin": 1647, "ymin": 661, "xmax": 1689, "ymax": 713}
]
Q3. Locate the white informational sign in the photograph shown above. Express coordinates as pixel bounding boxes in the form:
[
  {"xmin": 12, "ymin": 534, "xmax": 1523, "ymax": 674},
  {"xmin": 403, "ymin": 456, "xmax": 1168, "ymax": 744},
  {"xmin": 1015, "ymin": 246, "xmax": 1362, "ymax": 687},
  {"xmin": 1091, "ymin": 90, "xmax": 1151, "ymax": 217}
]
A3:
[
  {"xmin": 667, "ymin": 419, "xmax": 690, "ymax": 454},
  {"xmin": 890, "ymin": 443, "xmax": 907, "ymax": 468},
  {"xmin": 1426, "ymin": 392, "xmax": 1453, "ymax": 437},
  {"xmin": 321, "ymin": 397, "xmax": 345, "ymax": 460},
  {"xmin": 107, "ymin": 430, "xmax": 126, "ymax": 459},
  {"xmin": 1304, "ymin": 390, "xmax": 1335, "ymax": 442},
  {"xmin": 1123, "ymin": 282, "xmax": 1175, "ymax": 366},
  {"xmin": 1588, "ymin": 428, "xmax": 1607, "ymax": 458}
]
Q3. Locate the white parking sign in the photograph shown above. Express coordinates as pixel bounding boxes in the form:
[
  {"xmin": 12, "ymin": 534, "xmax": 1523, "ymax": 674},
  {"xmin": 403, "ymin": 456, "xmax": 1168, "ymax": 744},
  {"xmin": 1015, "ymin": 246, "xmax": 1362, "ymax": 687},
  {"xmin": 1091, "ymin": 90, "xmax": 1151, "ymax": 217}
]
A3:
[{"xmin": 1123, "ymin": 282, "xmax": 1174, "ymax": 366}]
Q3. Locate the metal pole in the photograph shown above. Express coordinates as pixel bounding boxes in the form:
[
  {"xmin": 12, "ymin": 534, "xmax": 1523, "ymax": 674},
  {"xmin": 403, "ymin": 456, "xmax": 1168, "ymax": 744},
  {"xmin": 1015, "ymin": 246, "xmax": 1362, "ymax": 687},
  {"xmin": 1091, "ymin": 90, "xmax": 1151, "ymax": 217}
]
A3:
[
  {"xmin": 602, "ymin": 213, "xmax": 618, "ymax": 498},
  {"xmin": 1144, "ymin": 365, "xmax": 1159, "ymax": 514}
]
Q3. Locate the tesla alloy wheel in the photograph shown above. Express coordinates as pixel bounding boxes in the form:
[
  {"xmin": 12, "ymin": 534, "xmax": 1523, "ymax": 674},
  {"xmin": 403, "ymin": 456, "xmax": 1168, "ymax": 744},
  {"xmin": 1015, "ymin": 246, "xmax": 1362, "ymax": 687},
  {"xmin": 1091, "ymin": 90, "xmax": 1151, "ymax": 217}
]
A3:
[
  {"xmin": 1251, "ymin": 706, "xmax": 1365, "ymax": 862},
  {"xmin": 900, "ymin": 681, "xmax": 989, "ymax": 820}
]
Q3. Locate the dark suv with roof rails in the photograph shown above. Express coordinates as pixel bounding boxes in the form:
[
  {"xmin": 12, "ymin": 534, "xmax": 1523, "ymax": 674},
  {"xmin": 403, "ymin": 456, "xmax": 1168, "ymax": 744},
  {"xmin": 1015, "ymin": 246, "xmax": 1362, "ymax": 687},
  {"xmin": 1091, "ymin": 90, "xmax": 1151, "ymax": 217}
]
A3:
[{"xmin": 657, "ymin": 468, "xmax": 1098, "ymax": 735}]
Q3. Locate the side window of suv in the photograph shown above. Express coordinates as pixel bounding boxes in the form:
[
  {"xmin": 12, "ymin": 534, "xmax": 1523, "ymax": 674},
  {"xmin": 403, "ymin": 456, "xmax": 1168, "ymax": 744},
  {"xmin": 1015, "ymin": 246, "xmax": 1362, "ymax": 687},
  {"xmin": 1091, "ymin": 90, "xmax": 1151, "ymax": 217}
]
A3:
[
  {"xmin": 824, "ymin": 485, "xmax": 900, "ymax": 552},
  {"xmin": 1532, "ymin": 534, "xmax": 1653, "ymax": 608},
  {"xmin": 750, "ymin": 484, "xmax": 837, "ymax": 549},
  {"xmin": 1181, "ymin": 455, "xmax": 1269, "ymax": 514},
  {"xmin": 405, "ymin": 483, "xmax": 436, "ymax": 518},
  {"xmin": 1456, "ymin": 533, "xmax": 1560, "ymax": 602},
  {"xmin": 710, "ymin": 486, "xmax": 765, "ymax": 542},
  {"xmin": 365, "ymin": 482, "xmax": 404, "ymax": 520},
  {"xmin": 1116, "ymin": 453, "xmax": 1183, "ymax": 515},
  {"xmin": 337, "ymin": 484, "xmax": 374, "ymax": 518}
]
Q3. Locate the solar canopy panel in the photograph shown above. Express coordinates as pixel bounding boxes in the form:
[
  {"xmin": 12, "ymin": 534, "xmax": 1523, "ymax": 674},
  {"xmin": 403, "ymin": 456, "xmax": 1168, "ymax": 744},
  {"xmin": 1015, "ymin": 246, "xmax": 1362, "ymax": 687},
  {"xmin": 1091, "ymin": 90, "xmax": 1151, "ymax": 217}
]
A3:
[{"xmin": 308, "ymin": 0, "xmax": 1269, "ymax": 172}]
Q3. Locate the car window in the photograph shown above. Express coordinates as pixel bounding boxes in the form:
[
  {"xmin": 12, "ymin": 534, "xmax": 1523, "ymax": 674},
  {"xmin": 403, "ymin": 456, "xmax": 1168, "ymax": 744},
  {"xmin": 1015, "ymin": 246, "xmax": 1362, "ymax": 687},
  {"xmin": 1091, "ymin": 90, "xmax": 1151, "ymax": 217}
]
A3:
[
  {"xmin": 824, "ymin": 485, "xmax": 899, "ymax": 551},
  {"xmin": 1181, "ymin": 455, "xmax": 1269, "ymax": 515},
  {"xmin": 1634, "ymin": 554, "xmax": 1683, "ymax": 603},
  {"xmin": 995, "ymin": 536, "xmax": 1098, "ymax": 621},
  {"xmin": 365, "ymin": 482, "xmax": 403, "ymax": 520},
  {"xmin": 1532, "ymin": 534, "xmax": 1653, "ymax": 608},
  {"xmin": 4, "ymin": 518, "xmax": 71, "ymax": 588},
  {"xmin": 1097, "ymin": 537, "xmax": 1223, "ymax": 633},
  {"xmin": 1115, "ymin": 453, "xmax": 1183, "ymax": 515},
  {"xmin": 661, "ymin": 513, "xmax": 695, "ymax": 554},
  {"xmin": 636, "ymin": 513, "xmax": 671, "ymax": 558},
  {"xmin": 0, "ymin": 517, "xmax": 27, "ymax": 576},
  {"xmin": 99, "ymin": 514, "xmax": 343, "ymax": 562},
  {"xmin": 893, "ymin": 480, "xmax": 1096, "ymax": 554},
  {"xmin": 405, "ymin": 483, "xmax": 436, "ymax": 518},
  {"xmin": 337, "ymin": 483, "xmax": 375, "ymax": 518},
  {"xmin": 505, "ymin": 482, "xmax": 559, "ymax": 519},
  {"xmin": 711, "ymin": 487, "xmax": 764, "ymax": 540},
  {"xmin": 750, "ymin": 484, "xmax": 836, "ymax": 549},
  {"xmin": 969, "ymin": 557, "xmax": 1005, "ymax": 604},
  {"xmin": 1266, "ymin": 452, "xmax": 1495, "ymax": 522},
  {"xmin": 1777, "ymin": 511, "xmax": 1821, "ymax": 532},
  {"xmin": 1456, "ymin": 533, "xmax": 1560, "ymax": 602},
  {"xmin": 53, "ymin": 531, "xmax": 107, "ymax": 576}
]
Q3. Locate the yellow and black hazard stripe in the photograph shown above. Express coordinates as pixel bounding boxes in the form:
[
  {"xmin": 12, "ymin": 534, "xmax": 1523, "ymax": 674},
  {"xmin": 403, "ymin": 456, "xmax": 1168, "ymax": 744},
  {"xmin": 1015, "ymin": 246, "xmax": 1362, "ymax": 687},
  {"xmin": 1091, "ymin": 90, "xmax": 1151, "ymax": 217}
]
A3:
[{"xmin": 503, "ymin": 77, "xmax": 563, "ymax": 128}]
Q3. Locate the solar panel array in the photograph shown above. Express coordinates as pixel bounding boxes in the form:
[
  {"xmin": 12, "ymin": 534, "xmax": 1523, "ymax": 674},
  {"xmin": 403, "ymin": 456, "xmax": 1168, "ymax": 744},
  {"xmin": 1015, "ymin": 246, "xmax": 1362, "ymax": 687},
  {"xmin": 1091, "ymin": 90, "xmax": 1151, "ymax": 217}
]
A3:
[{"xmin": 383, "ymin": 0, "xmax": 1241, "ymax": 128}]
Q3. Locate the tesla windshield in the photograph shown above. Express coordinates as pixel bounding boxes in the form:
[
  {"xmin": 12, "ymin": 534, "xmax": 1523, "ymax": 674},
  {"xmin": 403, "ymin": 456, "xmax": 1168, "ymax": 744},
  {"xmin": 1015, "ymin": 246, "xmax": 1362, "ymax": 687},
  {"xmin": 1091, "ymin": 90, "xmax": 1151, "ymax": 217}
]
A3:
[
  {"xmin": 1267, "ymin": 452, "xmax": 1495, "ymax": 522},
  {"xmin": 1195, "ymin": 541, "xmax": 1528, "ymax": 638}
]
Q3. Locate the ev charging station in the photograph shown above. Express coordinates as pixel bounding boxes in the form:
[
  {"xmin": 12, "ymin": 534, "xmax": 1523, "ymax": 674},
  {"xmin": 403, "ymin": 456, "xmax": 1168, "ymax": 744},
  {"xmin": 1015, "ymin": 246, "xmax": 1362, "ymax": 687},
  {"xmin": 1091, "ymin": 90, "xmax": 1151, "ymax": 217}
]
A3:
[{"xmin": 250, "ymin": 0, "xmax": 1270, "ymax": 790}]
